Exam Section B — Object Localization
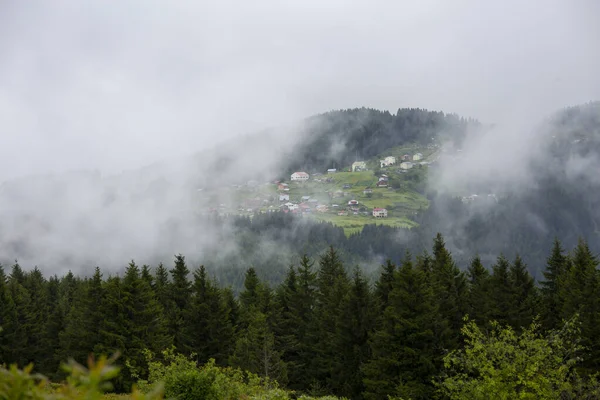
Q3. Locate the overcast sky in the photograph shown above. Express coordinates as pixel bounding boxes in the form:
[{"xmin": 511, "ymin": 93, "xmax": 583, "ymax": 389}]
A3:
[{"xmin": 1, "ymin": 0, "xmax": 599, "ymax": 181}]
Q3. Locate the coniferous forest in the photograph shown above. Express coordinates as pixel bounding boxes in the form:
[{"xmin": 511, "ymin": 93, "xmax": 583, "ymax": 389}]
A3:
[{"xmin": 2, "ymin": 233, "xmax": 600, "ymax": 399}]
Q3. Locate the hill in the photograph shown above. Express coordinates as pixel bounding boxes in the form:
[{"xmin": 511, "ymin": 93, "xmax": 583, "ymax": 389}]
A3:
[{"xmin": 1, "ymin": 103, "xmax": 600, "ymax": 284}]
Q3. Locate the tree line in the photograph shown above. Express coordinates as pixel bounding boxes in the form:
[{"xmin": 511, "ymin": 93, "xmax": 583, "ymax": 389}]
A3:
[{"xmin": 0, "ymin": 233, "xmax": 599, "ymax": 399}]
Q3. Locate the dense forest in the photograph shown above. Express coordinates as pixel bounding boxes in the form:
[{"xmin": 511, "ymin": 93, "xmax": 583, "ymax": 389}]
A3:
[
  {"xmin": 2, "ymin": 233, "xmax": 600, "ymax": 398},
  {"xmin": 280, "ymin": 107, "xmax": 478, "ymax": 176}
]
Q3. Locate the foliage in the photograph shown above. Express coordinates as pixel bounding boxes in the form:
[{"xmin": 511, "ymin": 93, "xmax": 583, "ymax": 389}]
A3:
[
  {"xmin": 3, "ymin": 235, "xmax": 600, "ymax": 399},
  {"xmin": 138, "ymin": 348, "xmax": 341, "ymax": 400},
  {"xmin": 437, "ymin": 316, "xmax": 598, "ymax": 399},
  {"xmin": 0, "ymin": 354, "xmax": 163, "ymax": 400}
]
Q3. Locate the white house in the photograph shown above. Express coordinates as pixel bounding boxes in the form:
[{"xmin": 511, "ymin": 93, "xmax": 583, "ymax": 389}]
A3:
[
  {"xmin": 291, "ymin": 172, "xmax": 309, "ymax": 181},
  {"xmin": 279, "ymin": 194, "xmax": 290, "ymax": 202},
  {"xmin": 327, "ymin": 168, "xmax": 337, "ymax": 174},
  {"xmin": 400, "ymin": 162, "xmax": 413, "ymax": 170},
  {"xmin": 380, "ymin": 156, "xmax": 396, "ymax": 168},
  {"xmin": 284, "ymin": 202, "xmax": 299, "ymax": 211},
  {"xmin": 352, "ymin": 161, "xmax": 367, "ymax": 172},
  {"xmin": 413, "ymin": 153, "xmax": 423, "ymax": 161},
  {"xmin": 348, "ymin": 199, "xmax": 359, "ymax": 206},
  {"xmin": 372, "ymin": 208, "xmax": 388, "ymax": 218}
]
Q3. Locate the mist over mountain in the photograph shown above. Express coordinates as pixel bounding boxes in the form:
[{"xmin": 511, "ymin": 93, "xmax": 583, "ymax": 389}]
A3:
[{"xmin": 0, "ymin": 102, "xmax": 599, "ymax": 285}]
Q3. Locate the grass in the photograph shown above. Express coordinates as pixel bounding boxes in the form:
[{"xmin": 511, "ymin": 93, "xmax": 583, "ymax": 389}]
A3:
[
  {"xmin": 312, "ymin": 213, "xmax": 418, "ymax": 237},
  {"xmin": 202, "ymin": 144, "xmax": 434, "ymax": 235}
]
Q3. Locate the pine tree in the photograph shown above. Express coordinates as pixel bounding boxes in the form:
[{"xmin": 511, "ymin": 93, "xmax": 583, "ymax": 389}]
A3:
[
  {"xmin": 168, "ymin": 255, "xmax": 191, "ymax": 353},
  {"xmin": 239, "ymin": 267, "xmax": 265, "ymax": 311},
  {"xmin": 141, "ymin": 265, "xmax": 154, "ymax": 287},
  {"xmin": 222, "ymin": 286, "xmax": 240, "ymax": 334},
  {"xmin": 40, "ymin": 275, "xmax": 63, "ymax": 376},
  {"xmin": 466, "ymin": 255, "xmax": 490, "ymax": 325},
  {"xmin": 374, "ymin": 260, "xmax": 395, "ymax": 312},
  {"xmin": 229, "ymin": 310, "xmax": 287, "ymax": 384},
  {"xmin": 120, "ymin": 261, "xmax": 171, "ymax": 383},
  {"xmin": 184, "ymin": 265, "xmax": 234, "ymax": 365},
  {"xmin": 489, "ymin": 254, "xmax": 512, "ymax": 326},
  {"xmin": 332, "ymin": 268, "xmax": 375, "ymax": 399},
  {"xmin": 6, "ymin": 269, "xmax": 30, "ymax": 367},
  {"xmin": 311, "ymin": 246, "xmax": 350, "ymax": 392},
  {"xmin": 508, "ymin": 254, "xmax": 538, "ymax": 330},
  {"xmin": 540, "ymin": 239, "xmax": 570, "ymax": 330},
  {"xmin": 0, "ymin": 264, "xmax": 18, "ymax": 365},
  {"xmin": 281, "ymin": 255, "xmax": 317, "ymax": 390},
  {"xmin": 362, "ymin": 253, "xmax": 438, "ymax": 400},
  {"xmin": 22, "ymin": 267, "xmax": 49, "ymax": 368},
  {"xmin": 57, "ymin": 276, "xmax": 97, "ymax": 368},
  {"xmin": 560, "ymin": 238, "xmax": 600, "ymax": 371},
  {"xmin": 431, "ymin": 234, "xmax": 467, "ymax": 354},
  {"xmin": 273, "ymin": 266, "xmax": 299, "ymax": 384}
]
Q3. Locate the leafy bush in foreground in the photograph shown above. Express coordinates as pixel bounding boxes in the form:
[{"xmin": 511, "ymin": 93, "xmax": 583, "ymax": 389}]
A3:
[
  {"xmin": 138, "ymin": 348, "xmax": 344, "ymax": 400},
  {"xmin": 0, "ymin": 354, "xmax": 162, "ymax": 400}
]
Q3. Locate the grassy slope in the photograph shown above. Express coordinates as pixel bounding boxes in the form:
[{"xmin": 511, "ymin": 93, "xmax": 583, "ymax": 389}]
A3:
[
  {"xmin": 200, "ymin": 144, "xmax": 437, "ymax": 236},
  {"xmin": 283, "ymin": 144, "xmax": 434, "ymax": 236}
]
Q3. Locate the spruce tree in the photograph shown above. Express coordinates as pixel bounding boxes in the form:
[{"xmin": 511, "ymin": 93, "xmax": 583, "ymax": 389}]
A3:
[
  {"xmin": 489, "ymin": 254, "xmax": 512, "ymax": 326},
  {"xmin": 374, "ymin": 260, "xmax": 395, "ymax": 312},
  {"xmin": 239, "ymin": 267, "xmax": 265, "ymax": 311},
  {"xmin": 0, "ymin": 265, "xmax": 18, "ymax": 365},
  {"xmin": 57, "ymin": 277, "xmax": 97, "ymax": 368},
  {"xmin": 311, "ymin": 246, "xmax": 350, "ymax": 392},
  {"xmin": 121, "ymin": 261, "xmax": 171, "ymax": 382},
  {"xmin": 508, "ymin": 254, "xmax": 538, "ymax": 330},
  {"xmin": 229, "ymin": 310, "xmax": 287, "ymax": 383},
  {"xmin": 540, "ymin": 239, "xmax": 570, "ymax": 330},
  {"xmin": 168, "ymin": 255, "xmax": 191, "ymax": 353},
  {"xmin": 22, "ymin": 267, "xmax": 49, "ymax": 368},
  {"xmin": 362, "ymin": 253, "xmax": 438, "ymax": 400},
  {"xmin": 560, "ymin": 238, "xmax": 600, "ymax": 371},
  {"xmin": 333, "ymin": 268, "xmax": 375, "ymax": 399},
  {"xmin": 431, "ymin": 234, "xmax": 467, "ymax": 354},
  {"xmin": 466, "ymin": 255, "xmax": 490, "ymax": 325},
  {"xmin": 95, "ymin": 275, "xmax": 131, "ymax": 391},
  {"xmin": 283, "ymin": 255, "xmax": 317, "ymax": 390},
  {"xmin": 184, "ymin": 265, "xmax": 234, "ymax": 365},
  {"xmin": 6, "ymin": 270, "xmax": 29, "ymax": 367},
  {"xmin": 141, "ymin": 265, "xmax": 154, "ymax": 287}
]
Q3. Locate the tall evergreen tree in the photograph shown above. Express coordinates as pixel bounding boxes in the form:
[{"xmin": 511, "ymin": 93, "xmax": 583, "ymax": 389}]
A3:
[
  {"xmin": 229, "ymin": 310, "xmax": 287, "ymax": 384},
  {"xmin": 489, "ymin": 254, "xmax": 512, "ymax": 326},
  {"xmin": 431, "ymin": 234, "xmax": 467, "ymax": 354},
  {"xmin": 141, "ymin": 265, "xmax": 154, "ymax": 287},
  {"xmin": 311, "ymin": 246, "xmax": 350, "ymax": 393},
  {"xmin": 184, "ymin": 265, "xmax": 234, "ymax": 365},
  {"xmin": 57, "ymin": 276, "xmax": 98, "ymax": 368},
  {"xmin": 121, "ymin": 261, "xmax": 171, "ymax": 383},
  {"xmin": 540, "ymin": 238, "xmax": 570, "ymax": 330},
  {"xmin": 168, "ymin": 255, "xmax": 191, "ymax": 353},
  {"xmin": 560, "ymin": 238, "xmax": 600, "ymax": 371},
  {"xmin": 466, "ymin": 255, "xmax": 491, "ymax": 325},
  {"xmin": 0, "ymin": 265, "xmax": 18, "ymax": 365},
  {"xmin": 281, "ymin": 255, "xmax": 317, "ymax": 391},
  {"xmin": 508, "ymin": 254, "xmax": 538, "ymax": 330},
  {"xmin": 332, "ymin": 268, "xmax": 375, "ymax": 399},
  {"xmin": 22, "ymin": 267, "xmax": 49, "ymax": 367},
  {"xmin": 374, "ymin": 260, "xmax": 395, "ymax": 312},
  {"xmin": 362, "ymin": 253, "xmax": 438, "ymax": 400},
  {"xmin": 6, "ymin": 267, "xmax": 30, "ymax": 367}
]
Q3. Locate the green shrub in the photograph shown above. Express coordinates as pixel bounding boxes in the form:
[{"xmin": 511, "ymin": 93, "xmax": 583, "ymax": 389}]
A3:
[
  {"xmin": 163, "ymin": 369, "xmax": 213, "ymax": 400},
  {"xmin": 0, "ymin": 355, "xmax": 163, "ymax": 400}
]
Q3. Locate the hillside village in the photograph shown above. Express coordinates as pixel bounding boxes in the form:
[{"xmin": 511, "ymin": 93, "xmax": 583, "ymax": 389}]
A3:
[{"xmin": 197, "ymin": 144, "xmax": 439, "ymax": 235}]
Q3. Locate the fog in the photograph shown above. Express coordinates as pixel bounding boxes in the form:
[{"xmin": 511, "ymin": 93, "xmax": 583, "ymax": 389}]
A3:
[{"xmin": 1, "ymin": 0, "xmax": 599, "ymax": 274}]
